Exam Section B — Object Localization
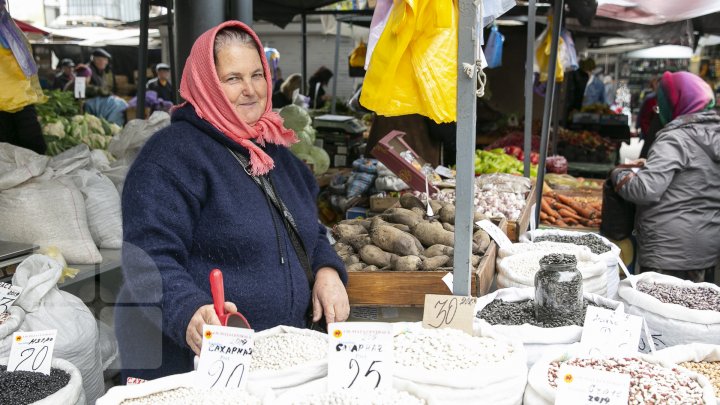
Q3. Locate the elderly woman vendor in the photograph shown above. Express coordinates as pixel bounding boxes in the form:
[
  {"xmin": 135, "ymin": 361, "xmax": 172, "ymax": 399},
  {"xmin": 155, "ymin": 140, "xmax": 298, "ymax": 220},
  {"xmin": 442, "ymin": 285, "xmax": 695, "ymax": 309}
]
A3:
[{"xmin": 115, "ymin": 21, "xmax": 349, "ymax": 380}]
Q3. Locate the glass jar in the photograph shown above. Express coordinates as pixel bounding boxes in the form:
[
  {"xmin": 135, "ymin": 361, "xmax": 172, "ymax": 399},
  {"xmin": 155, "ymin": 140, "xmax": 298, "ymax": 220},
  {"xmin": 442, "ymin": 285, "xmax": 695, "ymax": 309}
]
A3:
[{"xmin": 535, "ymin": 253, "xmax": 583, "ymax": 324}]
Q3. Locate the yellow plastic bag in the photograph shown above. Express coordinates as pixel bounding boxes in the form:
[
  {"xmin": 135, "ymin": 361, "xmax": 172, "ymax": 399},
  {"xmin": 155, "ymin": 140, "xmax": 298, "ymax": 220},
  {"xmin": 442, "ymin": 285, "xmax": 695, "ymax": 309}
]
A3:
[
  {"xmin": 0, "ymin": 47, "xmax": 45, "ymax": 112},
  {"xmin": 535, "ymin": 15, "xmax": 564, "ymax": 83},
  {"xmin": 349, "ymin": 40, "xmax": 367, "ymax": 68},
  {"xmin": 361, "ymin": 0, "xmax": 457, "ymax": 123}
]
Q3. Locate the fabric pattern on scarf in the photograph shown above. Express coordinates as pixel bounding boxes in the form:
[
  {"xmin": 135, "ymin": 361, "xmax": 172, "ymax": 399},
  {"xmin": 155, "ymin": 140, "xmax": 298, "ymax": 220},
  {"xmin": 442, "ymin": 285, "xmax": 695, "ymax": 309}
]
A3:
[
  {"xmin": 657, "ymin": 71, "xmax": 715, "ymax": 125},
  {"xmin": 178, "ymin": 20, "xmax": 296, "ymax": 175}
]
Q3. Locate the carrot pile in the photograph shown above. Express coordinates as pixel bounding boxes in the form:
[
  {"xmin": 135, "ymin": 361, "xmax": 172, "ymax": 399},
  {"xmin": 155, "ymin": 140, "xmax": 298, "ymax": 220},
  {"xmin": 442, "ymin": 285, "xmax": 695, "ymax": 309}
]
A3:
[{"xmin": 540, "ymin": 191, "xmax": 602, "ymax": 228}]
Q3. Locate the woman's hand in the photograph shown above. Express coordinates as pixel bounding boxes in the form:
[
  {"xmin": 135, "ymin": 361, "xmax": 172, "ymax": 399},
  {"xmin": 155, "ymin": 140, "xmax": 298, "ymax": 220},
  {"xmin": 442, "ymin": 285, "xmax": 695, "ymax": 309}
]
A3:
[
  {"xmin": 312, "ymin": 267, "xmax": 350, "ymax": 324},
  {"xmin": 186, "ymin": 302, "xmax": 237, "ymax": 355}
]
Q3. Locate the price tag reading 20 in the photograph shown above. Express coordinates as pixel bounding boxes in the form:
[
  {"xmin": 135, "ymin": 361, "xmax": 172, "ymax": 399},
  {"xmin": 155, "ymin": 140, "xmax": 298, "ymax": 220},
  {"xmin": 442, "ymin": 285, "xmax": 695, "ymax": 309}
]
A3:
[
  {"xmin": 422, "ymin": 294, "xmax": 477, "ymax": 335},
  {"xmin": 328, "ymin": 322, "xmax": 393, "ymax": 392},
  {"xmin": 7, "ymin": 330, "xmax": 57, "ymax": 375},
  {"xmin": 196, "ymin": 325, "xmax": 254, "ymax": 390}
]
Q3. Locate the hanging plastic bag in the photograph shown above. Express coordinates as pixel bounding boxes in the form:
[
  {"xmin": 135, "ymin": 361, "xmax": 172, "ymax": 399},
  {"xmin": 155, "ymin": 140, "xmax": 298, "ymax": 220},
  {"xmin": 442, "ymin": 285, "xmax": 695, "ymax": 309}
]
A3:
[
  {"xmin": 534, "ymin": 15, "xmax": 564, "ymax": 83},
  {"xmin": 484, "ymin": 25, "xmax": 505, "ymax": 69},
  {"xmin": 365, "ymin": 0, "xmax": 394, "ymax": 70},
  {"xmin": 0, "ymin": 47, "xmax": 45, "ymax": 112},
  {"xmin": 361, "ymin": 0, "xmax": 458, "ymax": 123},
  {"xmin": 348, "ymin": 40, "xmax": 367, "ymax": 77},
  {"xmin": 560, "ymin": 29, "xmax": 578, "ymax": 71}
]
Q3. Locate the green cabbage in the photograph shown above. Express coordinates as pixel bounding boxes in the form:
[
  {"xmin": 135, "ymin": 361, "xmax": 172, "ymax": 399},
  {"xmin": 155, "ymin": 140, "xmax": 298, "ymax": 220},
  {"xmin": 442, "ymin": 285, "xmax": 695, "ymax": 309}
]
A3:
[
  {"xmin": 308, "ymin": 146, "xmax": 330, "ymax": 175},
  {"xmin": 279, "ymin": 105, "xmax": 311, "ymax": 132}
]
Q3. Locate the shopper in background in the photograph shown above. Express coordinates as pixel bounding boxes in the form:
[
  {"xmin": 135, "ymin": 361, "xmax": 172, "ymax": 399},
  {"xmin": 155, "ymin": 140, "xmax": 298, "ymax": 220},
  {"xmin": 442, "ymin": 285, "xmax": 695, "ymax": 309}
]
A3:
[
  {"xmin": 271, "ymin": 73, "xmax": 302, "ymax": 108},
  {"xmin": 87, "ymin": 48, "xmax": 116, "ymax": 96},
  {"xmin": 613, "ymin": 71, "xmax": 719, "ymax": 283},
  {"xmin": 636, "ymin": 77, "xmax": 663, "ymax": 158},
  {"xmin": 0, "ymin": 0, "xmax": 47, "ymax": 154},
  {"xmin": 583, "ymin": 65, "xmax": 608, "ymax": 107},
  {"xmin": 115, "ymin": 20, "xmax": 349, "ymax": 380},
  {"xmin": 52, "ymin": 58, "xmax": 75, "ymax": 90},
  {"xmin": 308, "ymin": 66, "xmax": 333, "ymax": 109},
  {"xmin": 146, "ymin": 62, "xmax": 176, "ymax": 104},
  {"xmin": 564, "ymin": 58, "xmax": 591, "ymax": 120}
]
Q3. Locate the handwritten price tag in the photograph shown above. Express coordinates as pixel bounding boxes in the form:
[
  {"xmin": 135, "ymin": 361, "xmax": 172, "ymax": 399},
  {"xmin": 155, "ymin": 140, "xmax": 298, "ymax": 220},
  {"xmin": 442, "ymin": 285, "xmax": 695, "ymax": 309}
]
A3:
[
  {"xmin": 555, "ymin": 365, "xmax": 630, "ymax": 405},
  {"xmin": 328, "ymin": 322, "xmax": 393, "ymax": 392},
  {"xmin": 7, "ymin": 330, "xmax": 57, "ymax": 375},
  {"xmin": 422, "ymin": 294, "xmax": 477, "ymax": 335},
  {"xmin": 476, "ymin": 219, "xmax": 512, "ymax": 250},
  {"xmin": 580, "ymin": 306, "xmax": 642, "ymax": 357},
  {"xmin": 74, "ymin": 76, "xmax": 86, "ymax": 99},
  {"xmin": 0, "ymin": 282, "xmax": 22, "ymax": 313},
  {"xmin": 196, "ymin": 325, "xmax": 254, "ymax": 390}
]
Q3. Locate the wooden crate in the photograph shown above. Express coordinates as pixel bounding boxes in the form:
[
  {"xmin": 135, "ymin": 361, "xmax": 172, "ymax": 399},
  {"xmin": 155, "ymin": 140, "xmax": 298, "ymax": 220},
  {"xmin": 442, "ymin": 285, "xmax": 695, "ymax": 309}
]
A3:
[
  {"xmin": 346, "ymin": 219, "xmax": 505, "ymax": 306},
  {"xmin": 505, "ymin": 184, "xmax": 537, "ymax": 242}
]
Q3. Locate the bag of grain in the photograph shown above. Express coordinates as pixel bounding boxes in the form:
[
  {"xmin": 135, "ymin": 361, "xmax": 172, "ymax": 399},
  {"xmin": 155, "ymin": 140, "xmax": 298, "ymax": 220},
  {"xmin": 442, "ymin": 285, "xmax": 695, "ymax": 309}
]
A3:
[
  {"xmin": 654, "ymin": 343, "xmax": 720, "ymax": 400},
  {"xmin": 524, "ymin": 344, "xmax": 717, "ymax": 404},
  {"xmin": 475, "ymin": 287, "xmax": 623, "ymax": 366},
  {"xmin": 274, "ymin": 377, "xmax": 437, "ymax": 405},
  {"xmin": 0, "ymin": 357, "xmax": 85, "ymax": 405},
  {"xmin": 520, "ymin": 229, "xmax": 621, "ymax": 298},
  {"xmin": 392, "ymin": 322, "xmax": 527, "ymax": 405},
  {"xmin": 617, "ymin": 272, "xmax": 720, "ymax": 352},
  {"xmin": 0, "ymin": 306, "xmax": 25, "ymax": 357}
]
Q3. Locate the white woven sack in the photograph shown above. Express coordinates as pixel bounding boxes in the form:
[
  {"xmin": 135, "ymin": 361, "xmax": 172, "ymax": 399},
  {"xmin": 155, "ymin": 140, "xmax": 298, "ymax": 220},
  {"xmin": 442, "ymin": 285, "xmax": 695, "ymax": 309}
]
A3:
[
  {"xmin": 497, "ymin": 241, "xmax": 593, "ymax": 260},
  {"xmin": 108, "ymin": 111, "xmax": 170, "ymax": 163},
  {"xmin": 392, "ymin": 322, "xmax": 528, "ymax": 405},
  {"xmin": 475, "ymin": 287, "xmax": 623, "ymax": 366},
  {"xmin": 618, "ymin": 272, "xmax": 720, "ymax": 352},
  {"xmin": 0, "ymin": 306, "xmax": 25, "ymax": 357},
  {"xmin": 13, "ymin": 255, "xmax": 105, "ymax": 403},
  {"xmin": 496, "ymin": 250, "xmax": 607, "ymax": 296},
  {"xmin": 655, "ymin": 343, "xmax": 720, "ymax": 400},
  {"xmin": 0, "ymin": 357, "xmax": 86, "ymax": 405},
  {"xmin": 0, "ymin": 179, "xmax": 101, "ymax": 264},
  {"xmin": 520, "ymin": 229, "xmax": 621, "ymax": 298},
  {"xmin": 523, "ymin": 344, "xmax": 718, "ymax": 405},
  {"xmin": 274, "ymin": 377, "xmax": 438, "ymax": 405},
  {"xmin": 49, "ymin": 144, "xmax": 91, "ymax": 177},
  {"xmin": 97, "ymin": 320, "xmax": 119, "ymax": 371},
  {"xmin": 67, "ymin": 169, "xmax": 122, "ymax": 249},
  {"xmin": 96, "ymin": 371, "xmax": 273, "ymax": 405},
  {"xmin": 0, "ymin": 143, "xmax": 49, "ymax": 190},
  {"xmin": 248, "ymin": 325, "xmax": 328, "ymax": 391}
]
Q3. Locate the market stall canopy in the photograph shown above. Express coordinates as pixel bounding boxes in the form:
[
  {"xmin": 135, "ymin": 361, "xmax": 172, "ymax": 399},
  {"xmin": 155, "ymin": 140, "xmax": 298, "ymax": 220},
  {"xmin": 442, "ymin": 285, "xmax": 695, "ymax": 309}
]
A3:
[
  {"xmin": 596, "ymin": 0, "xmax": 720, "ymax": 25},
  {"xmin": 625, "ymin": 45, "xmax": 694, "ymax": 59},
  {"xmin": 13, "ymin": 18, "xmax": 48, "ymax": 35},
  {"xmin": 254, "ymin": 0, "xmax": 342, "ymax": 27}
]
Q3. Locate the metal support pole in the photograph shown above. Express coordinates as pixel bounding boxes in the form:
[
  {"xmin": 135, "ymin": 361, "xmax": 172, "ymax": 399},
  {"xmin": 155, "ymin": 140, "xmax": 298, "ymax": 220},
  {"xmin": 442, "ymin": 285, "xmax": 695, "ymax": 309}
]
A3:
[
  {"xmin": 229, "ymin": 0, "xmax": 253, "ymax": 27},
  {"xmin": 534, "ymin": 1, "xmax": 564, "ymax": 226},
  {"xmin": 331, "ymin": 17, "xmax": 341, "ymax": 114},
  {"xmin": 522, "ymin": 0, "xmax": 536, "ymax": 177},
  {"xmin": 301, "ymin": 13, "xmax": 308, "ymax": 95},
  {"xmin": 551, "ymin": 82, "xmax": 561, "ymax": 155},
  {"xmin": 453, "ymin": 0, "xmax": 480, "ymax": 297},
  {"xmin": 166, "ymin": 0, "xmax": 177, "ymax": 103},
  {"xmin": 137, "ymin": 0, "xmax": 149, "ymax": 118},
  {"xmin": 174, "ymin": 0, "xmax": 224, "ymax": 88}
]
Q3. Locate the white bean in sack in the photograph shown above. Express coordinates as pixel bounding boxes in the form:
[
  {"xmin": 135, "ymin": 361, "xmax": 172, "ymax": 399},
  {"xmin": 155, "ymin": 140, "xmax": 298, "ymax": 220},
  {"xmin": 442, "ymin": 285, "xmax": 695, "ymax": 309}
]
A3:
[
  {"xmin": 119, "ymin": 387, "xmax": 261, "ymax": 405},
  {"xmin": 251, "ymin": 331, "xmax": 326, "ymax": 371},
  {"xmin": 290, "ymin": 389, "xmax": 426, "ymax": 405},
  {"xmin": 394, "ymin": 328, "xmax": 513, "ymax": 371}
]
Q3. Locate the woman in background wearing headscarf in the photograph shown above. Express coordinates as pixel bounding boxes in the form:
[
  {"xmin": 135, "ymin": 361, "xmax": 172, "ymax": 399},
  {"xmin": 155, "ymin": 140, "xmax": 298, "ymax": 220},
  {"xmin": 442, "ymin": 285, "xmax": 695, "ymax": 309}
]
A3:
[
  {"xmin": 115, "ymin": 21, "xmax": 349, "ymax": 380},
  {"xmin": 612, "ymin": 71, "xmax": 719, "ymax": 283}
]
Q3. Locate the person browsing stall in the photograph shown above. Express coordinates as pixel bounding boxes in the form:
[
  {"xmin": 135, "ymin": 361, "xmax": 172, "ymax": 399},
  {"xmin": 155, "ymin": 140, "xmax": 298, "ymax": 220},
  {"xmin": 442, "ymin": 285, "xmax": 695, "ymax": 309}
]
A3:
[
  {"xmin": 612, "ymin": 71, "xmax": 719, "ymax": 283},
  {"xmin": 52, "ymin": 58, "xmax": 75, "ymax": 90},
  {"xmin": 115, "ymin": 21, "xmax": 349, "ymax": 380},
  {"xmin": 147, "ymin": 62, "xmax": 176, "ymax": 103}
]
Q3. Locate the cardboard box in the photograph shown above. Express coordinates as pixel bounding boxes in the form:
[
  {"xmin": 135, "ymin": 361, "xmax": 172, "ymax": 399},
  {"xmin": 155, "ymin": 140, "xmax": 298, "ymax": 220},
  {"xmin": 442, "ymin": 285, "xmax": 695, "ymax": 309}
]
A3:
[
  {"xmin": 345, "ymin": 207, "xmax": 368, "ymax": 219},
  {"xmin": 369, "ymin": 196, "xmax": 399, "ymax": 213},
  {"xmin": 371, "ymin": 131, "xmax": 439, "ymax": 195}
]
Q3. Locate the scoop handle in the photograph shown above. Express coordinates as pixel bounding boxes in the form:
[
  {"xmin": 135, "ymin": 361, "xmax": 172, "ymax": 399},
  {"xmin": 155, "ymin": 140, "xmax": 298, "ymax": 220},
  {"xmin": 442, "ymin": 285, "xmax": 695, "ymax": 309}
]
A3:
[{"xmin": 209, "ymin": 268, "xmax": 226, "ymax": 319}]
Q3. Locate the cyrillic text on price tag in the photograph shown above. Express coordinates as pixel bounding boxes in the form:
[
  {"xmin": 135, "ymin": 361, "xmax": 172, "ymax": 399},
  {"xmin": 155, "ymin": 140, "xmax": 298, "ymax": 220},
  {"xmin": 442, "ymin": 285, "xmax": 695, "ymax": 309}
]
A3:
[
  {"xmin": 422, "ymin": 294, "xmax": 477, "ymax": 335},
  {"xmin": 476, "ymin": 219, "xmax": 512, "ymax": 250},
  {"xmin": 580, "ymin": 306, "xmax": 642, "ymax": 357},
  {"xmin": 328, "ymin": 322, "xmax": 393, "ymax": 392},
  {"xmin": 0, "ymin": 282, "xmax": 22, "ymax": 313},
  {"xmin": 555, "ymin": 365, "xmax": 630, "ymax": 405},
  {"xmin": 196, "ymin": 325, "xmax": 254, "ymax": 390},
  {"xmin": 8, "ymin": 330, "xmax": 57, "ymax": 375}
]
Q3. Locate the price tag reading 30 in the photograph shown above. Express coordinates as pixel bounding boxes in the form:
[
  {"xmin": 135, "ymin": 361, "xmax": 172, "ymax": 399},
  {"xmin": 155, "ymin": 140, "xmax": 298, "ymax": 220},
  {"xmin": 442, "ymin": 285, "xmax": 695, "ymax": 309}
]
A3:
[
  {"xmin": 422, "ymin": 294, "xmax": 477, "ymax": 335},
  {"xmin": 580, "ymin": 306, "xmax": 642, "ymax": 357},
  {"xmin": 8, "ymin": 330, "xmax": 57, "ymax": 375},
  {"xmin": 0, "ymin": 282, "xmax": 22, "ymax": 313},
  {"xmin": 196, "ymin": 325, "xmax": 254, "ymax": 390},
  {"xmin": 555, "ymin": 365, "xmax": 630, "ymax": 405},
  {"xmin": 328, "ymin": 322, "xmax": 393, "ymax": 392}
]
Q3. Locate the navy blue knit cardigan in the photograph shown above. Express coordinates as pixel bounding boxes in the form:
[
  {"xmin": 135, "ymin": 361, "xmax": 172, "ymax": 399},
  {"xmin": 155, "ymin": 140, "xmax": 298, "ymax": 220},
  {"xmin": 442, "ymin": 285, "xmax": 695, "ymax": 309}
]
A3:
[{"xmin": 114, "ymin": 104, "xmax": 346, "ymax": 380}]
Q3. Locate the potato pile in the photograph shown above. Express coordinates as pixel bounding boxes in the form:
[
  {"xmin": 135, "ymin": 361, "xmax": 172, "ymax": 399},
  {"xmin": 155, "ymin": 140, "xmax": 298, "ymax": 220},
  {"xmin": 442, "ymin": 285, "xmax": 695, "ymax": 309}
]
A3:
[{"xmin": 334, "ymin": 195, "xmax": 492, "ymax": 272}]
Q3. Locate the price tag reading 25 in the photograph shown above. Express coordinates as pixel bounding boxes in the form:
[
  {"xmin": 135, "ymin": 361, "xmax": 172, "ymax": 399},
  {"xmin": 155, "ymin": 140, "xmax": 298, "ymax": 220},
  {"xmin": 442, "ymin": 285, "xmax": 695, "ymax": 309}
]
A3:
[
  {"xmin": 328, "ymin": 322, "xmax": 393, "ymax": 392},
  {"xmin": 196, "ymin": 325, "xmax": 254, "ymax": 390},
  {"xmin": 422, "ymin": 294, "xmax": 477, "ymax": 335}
]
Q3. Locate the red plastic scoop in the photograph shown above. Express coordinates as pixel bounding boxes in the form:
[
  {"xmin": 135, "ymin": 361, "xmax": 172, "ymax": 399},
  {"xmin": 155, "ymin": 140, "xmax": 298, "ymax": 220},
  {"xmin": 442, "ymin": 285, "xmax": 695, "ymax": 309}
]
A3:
[{"xmin": 209, "ymin": 268, "xmax": 251, "ymax": 329}]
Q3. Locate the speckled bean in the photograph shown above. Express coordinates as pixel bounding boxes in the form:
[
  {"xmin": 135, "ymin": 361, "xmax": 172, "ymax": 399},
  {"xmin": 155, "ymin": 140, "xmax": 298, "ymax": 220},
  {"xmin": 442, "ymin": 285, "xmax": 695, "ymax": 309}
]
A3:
[{"xmin": 637, "ymin": 282, "xmax": 720, "ymax": 311}]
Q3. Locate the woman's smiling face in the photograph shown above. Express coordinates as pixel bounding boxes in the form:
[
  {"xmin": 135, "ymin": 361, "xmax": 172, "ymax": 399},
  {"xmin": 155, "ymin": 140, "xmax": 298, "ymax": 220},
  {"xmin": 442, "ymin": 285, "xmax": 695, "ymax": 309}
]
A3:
[{"xmin": 215, "ymin": 44, "xmax": 267, "ymax": 126}]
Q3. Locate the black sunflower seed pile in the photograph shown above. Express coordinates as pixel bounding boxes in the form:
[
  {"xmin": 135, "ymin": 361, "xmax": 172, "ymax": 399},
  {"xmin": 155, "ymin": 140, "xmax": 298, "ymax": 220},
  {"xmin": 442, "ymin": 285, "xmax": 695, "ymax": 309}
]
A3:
[
  {"xmin": 477, "ymin": 299, "xmax": 611, "ymax": 328},
  {"xmin": 534, "ymin": 233, "xmax": 610, "ymax": 255},
  {"xmin": 0, "ymin": 365, "xmax": 70, "ymax": 405}
]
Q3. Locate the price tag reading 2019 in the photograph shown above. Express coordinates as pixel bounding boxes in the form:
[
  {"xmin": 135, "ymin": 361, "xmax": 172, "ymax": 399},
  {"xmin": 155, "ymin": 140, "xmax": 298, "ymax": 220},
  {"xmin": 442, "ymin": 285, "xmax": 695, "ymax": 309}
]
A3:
[
  {"xmin": 196, "ymin": 325, "xmax": 254, "ymax": 390},
  {"xmin": 8, "ymin": 330, "xmax": 57, "ymax": 375},
  {"xmin": 328, "ymin": 322, "xmax": 393, "ymax": 392},
  {"xmin": 422, "ymin": 294, "xmax": 477, "ymax": 335},
  {"xmin": 0, "ymin": 282, "xmax": 22, "ymax": 313},
  {"xmin": 555, "ymin": 365, "xmax": 630, "ymax": 405}
]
